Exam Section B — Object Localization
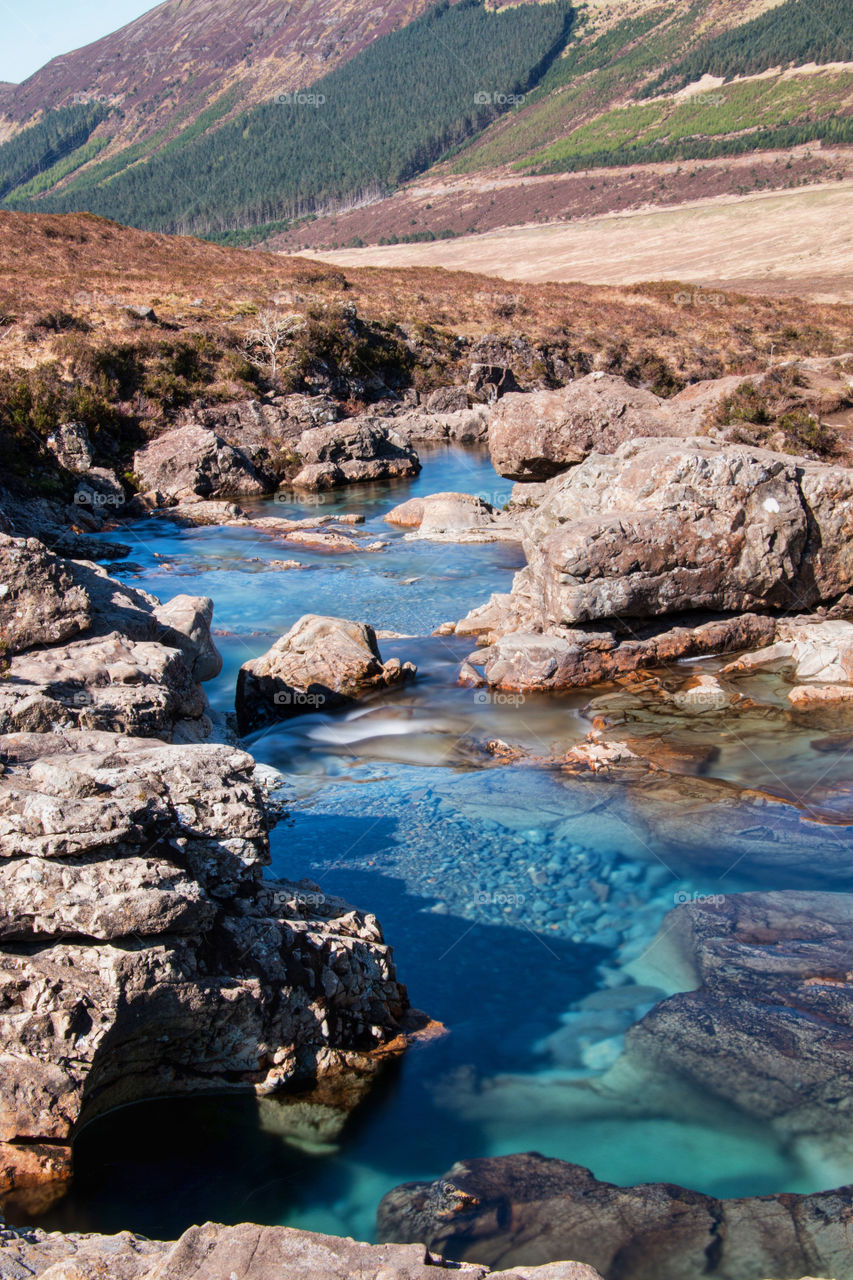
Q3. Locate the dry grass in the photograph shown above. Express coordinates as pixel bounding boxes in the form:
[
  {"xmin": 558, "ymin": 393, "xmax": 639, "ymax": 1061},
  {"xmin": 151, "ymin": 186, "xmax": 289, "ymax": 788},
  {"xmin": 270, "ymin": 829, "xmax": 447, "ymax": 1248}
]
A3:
[{"xmin": 1, "ymin": 210, "xmax": 852, "ymax": 393}]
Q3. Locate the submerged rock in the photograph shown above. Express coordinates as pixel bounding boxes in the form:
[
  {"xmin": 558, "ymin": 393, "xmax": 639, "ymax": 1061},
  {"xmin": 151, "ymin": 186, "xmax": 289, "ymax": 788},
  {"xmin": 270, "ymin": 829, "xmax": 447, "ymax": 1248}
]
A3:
[
  {"xmin": 385, "ymin": 492, "xmax": 520, "ymax": 543},
  {"xmin": 236, "ymin": 615, "xmax": 416, "ymax": 734},
  {"xmin": 619, "ymin": 892, "xmax": 853, "ymax": 1169},
  {"xmin": 377, "ymin": 1152, "xmax": 852, "ymax": 1280}
]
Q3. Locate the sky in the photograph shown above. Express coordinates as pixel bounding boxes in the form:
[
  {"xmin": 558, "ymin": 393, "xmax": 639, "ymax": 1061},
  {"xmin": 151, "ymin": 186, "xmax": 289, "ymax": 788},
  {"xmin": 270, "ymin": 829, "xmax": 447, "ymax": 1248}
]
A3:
[{"xmin": 0, "ymin": 0, "xmax": 161, "ymax": 84}]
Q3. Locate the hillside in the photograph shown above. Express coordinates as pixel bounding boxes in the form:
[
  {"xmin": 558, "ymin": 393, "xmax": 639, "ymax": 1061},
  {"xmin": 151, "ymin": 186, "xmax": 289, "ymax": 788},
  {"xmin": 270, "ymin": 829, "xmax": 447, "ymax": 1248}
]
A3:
[
  {"xmin": 0, "ymin": 0, "xmax": 443, "ymax": 147},
  {"xmin": 0, "ymin": 0, "xmax": 575, "ymax": 237},
  {"xmin": 1, "ymin": 0, "xmax": 851, "ymax": 249}
]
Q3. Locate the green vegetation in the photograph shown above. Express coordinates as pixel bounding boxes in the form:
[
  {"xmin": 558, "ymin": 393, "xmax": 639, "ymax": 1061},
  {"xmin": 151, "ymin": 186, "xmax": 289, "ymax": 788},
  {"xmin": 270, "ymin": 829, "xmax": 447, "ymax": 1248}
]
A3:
[
  {"xmin": 7, "ymin": 0, "xmax": 574, "ymax": 235},
  {"xmin": 520, "ymin": 68, "xmax": 853, "ymax": 172},
  {"xmin": 0, "ymin": 103, "xmax": 110, "ymax": 200},
  {"xmin": 643, "ymin": 0, "xmax": 853, "ymax": 96}
]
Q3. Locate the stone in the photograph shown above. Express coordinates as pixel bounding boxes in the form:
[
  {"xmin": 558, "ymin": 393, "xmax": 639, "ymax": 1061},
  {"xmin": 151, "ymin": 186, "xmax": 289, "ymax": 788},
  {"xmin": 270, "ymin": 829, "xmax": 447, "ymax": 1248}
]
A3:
[
  {"xmin": 377, "ymin": 1152, "xmax": 853, "ymax": 1280},
  {"xmin": 0, "ymin": 1219, "xmax": 604, "ymax": 1280},
  {"xmin": 0, "ymin": 729, "xmax": 410, "ymax": 1203},
  {"xmin": 391, "ymin": 406, "xmax": 489, "ymax": 446},
  {"xmin": 236, "ymin": 615, "xmax": 417, "ymax": 734},
  {"xmin": 723, "ymin": 618, "xmax": 853, "ymax": 683},
  {"xmin": 385, "ymin": 493, "xmax": 520, "ymax": 543},
  {"xmin": 488, "ymin": 376, "xmax": 680, "ymax": 481},
  {"xmin": 72, "ymin": 467, "xmax": 126, "ymax": 514},
  {"xmin": 133, "ymin": 424, "xmax": 270, "ymax": 501},
  {"xmin": 152, "ymin": 594, "xmax": 223, "ymax": 682},
  {"xmin": 618, "ymin": 893, "xmax": 853, "ymax": 1167},
  {"xmin": 468, "ymin": 363, "xmax": 518, "ymax": 403},
  {"xmin": 513, "ymin": 439, "xmax": 853, "ymax": 628},
  {"xmin": 45, "ymin": 422, "xmax": 95, "ymax": 473},
  {"xmin": 291, "ymin": 419, "xmax": 420, "ymax": 490},
  {"xmin": 0, "ymin": 534, "xmax": 91, "ymax": 654},
  {"xmin": 461, "ymin": 614, "xmax": 777, "ymax": 693}
]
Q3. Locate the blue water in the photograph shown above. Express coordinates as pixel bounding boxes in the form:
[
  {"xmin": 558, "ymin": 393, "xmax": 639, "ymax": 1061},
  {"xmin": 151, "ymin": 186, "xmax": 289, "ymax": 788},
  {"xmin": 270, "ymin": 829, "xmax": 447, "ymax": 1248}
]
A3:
[{"xmin": 36, "ymin": 445, "xmax": 853, "ymax": 1244}]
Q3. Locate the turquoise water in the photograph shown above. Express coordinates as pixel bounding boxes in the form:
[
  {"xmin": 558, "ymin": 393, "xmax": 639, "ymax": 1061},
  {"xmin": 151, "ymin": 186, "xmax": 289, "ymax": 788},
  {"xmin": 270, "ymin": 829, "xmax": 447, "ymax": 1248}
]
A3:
[{"xmin": 33, "ymin": 446, "xmax": 853, "ymax": 1243}]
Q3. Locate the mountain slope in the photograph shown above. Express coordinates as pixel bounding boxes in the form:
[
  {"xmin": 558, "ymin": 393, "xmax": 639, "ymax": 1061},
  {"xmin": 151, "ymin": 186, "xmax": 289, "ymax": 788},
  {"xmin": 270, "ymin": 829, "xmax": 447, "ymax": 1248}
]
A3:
[
  {"xmin": 2, "ymin": 0, "xmax": 575, "ymax": 237},
  {"xmin": 0, "ymin": 0, "xmax": 443, "ymax": 150}
]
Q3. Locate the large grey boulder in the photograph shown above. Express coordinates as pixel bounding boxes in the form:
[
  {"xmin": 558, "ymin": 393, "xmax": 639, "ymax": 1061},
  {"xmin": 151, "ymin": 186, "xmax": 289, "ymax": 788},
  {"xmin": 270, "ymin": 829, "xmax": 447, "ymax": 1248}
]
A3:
[
  {"xmin": 0, "ymin": 534, "xmax": 91, "ymax": 654},
  {"xmin": 236, "ymin": 615, "xmax": 416, "ymax": 734},
  {"xmin": 291, "ymin": 419, "xmax": 420, "ymax": 490},
  {"xmin": 133, "ymin": 423, "xmax": 270, "ymax": 501},
  {"xmin": 488, "ymin": 376, "xmax": 680, "ymax": 481},
  {"xmin": 0, "ymin": 1219, "xmax": 604, "ymax": 1279},
  {"xmin": 517, "ymin": 439, "xmax": 853, "ymax": 627},
  {"xmin": 0, "ymin": 730, "xmax": 409, "ymax": 1212}
]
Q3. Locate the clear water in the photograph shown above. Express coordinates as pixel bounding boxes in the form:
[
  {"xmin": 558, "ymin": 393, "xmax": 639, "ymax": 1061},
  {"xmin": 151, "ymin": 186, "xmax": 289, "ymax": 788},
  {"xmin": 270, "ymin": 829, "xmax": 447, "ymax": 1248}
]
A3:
[{"xmin": 33, "ymin": 445, "xmax": 853, "ymax": 1243}]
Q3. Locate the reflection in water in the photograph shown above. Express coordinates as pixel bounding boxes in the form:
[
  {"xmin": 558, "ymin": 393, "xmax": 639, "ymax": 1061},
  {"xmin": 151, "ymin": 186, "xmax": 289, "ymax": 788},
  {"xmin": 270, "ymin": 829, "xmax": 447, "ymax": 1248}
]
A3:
[{"xmin": 34, "ymin": 445, "xmax": 853, "ymax": 1244}]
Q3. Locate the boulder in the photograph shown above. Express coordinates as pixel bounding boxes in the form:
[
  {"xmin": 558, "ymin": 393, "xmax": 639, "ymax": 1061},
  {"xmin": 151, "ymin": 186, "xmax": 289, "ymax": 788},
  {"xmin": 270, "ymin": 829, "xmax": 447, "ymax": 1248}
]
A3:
[
  {"xmin": 153, "ymin": 594, "xmax": 223, "ymax": 682},
  {"xmin": 291, "ymin": 419, "xmax": 420, "ymax": 490},
  {"xmin": 488, "ymin": 376, "xmax": 680, "ymax": 481},
  {"xmin": 72, "ymin": 467, "xmax": 126, "ymax": 514},
  {"xmin": 133, "ymin": 424, "xmax": 270, "ymax": 501},
  {"xmin": 516, "ymin": 439, "xmax": 853, "ymax": 628},
  {"xmin": 0, "ymin": 1219, "xmax": 604, "ymax": 1280},
  {"xmin": 236, "ymin": 615, "xmax": 416, "ymax": 734},
  {"xmin": 377, "ymin": 1152, "xmax": 852, "ymax": 1280},
  {"xmin": 619, "ymin": 893, "xmax": 853, "ymax": 1165},
  {"xmin": 391, "ymin": 405, "xmax": 489, "ymax": 445},
  {"xmin": 45, "ymin": 422, "xmax": 95, "ymax": 473},
  {"xmin": 0, "ymin": 730, "xmax": 410, "ymax": 1211},
  {"xmin": 459, "ymin": 613, "xmax": 777, "ymax": 692},
  {"xmin": 385, "ymin": 493, "xmax": 520, "ymax": 543},
  {"xmin": 0, "ymin": 534, "xmax": 91, "ymax": 654}
]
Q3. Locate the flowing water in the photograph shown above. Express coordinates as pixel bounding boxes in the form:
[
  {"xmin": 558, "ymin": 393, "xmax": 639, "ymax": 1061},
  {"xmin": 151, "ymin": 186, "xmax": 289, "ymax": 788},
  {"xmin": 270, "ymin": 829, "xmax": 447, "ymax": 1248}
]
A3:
[{"xmin": 34, "ymin": 445, "xmax": 853, "ymax": 1243}]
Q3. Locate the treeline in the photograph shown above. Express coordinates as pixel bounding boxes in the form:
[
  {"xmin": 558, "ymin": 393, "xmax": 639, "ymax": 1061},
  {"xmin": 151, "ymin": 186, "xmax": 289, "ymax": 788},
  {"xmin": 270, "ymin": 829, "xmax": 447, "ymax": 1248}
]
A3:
[
  {"xmin": 9, "ymin": 0, "xmax": 574, "ymax": 235},
  {"xmin": 0, "ymin": 102, "xmax": 109, "ymax": 200},
  {"xmin": 530, "ymin": 116, "xmax": 853, "ymax": 175},
  {"xmin": 643, "ymin": 0, "xmax": 853, "ymax": 96}
]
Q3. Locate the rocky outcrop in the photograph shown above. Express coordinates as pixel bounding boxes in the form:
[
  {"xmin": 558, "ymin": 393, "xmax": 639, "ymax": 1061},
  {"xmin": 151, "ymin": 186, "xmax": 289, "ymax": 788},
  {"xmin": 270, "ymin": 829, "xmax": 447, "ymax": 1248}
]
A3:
[
  {"xmin": 236, "ymin": 615, "xmax": 416, "ymax": 734},
  {"xmin": 377, "ymin": 1152, "xmax": 852, "ymax": 1280},
  {"xmin": 390, "ymin": 405, "xmax": 490, "ymax": 445},
  {"xmin": 0, "ymin": 535, "xmax": 221, "ymax": 742},
  {"xmin": 487, "ymin": 376, "xmax": 681, "ymax": 481},
  {"xmin": 451, "ymin": 439, "xmax": 853, "ymax": 694},
  {"xmin": 290, "ymin": 419, "xmax": 420, "ymax": 491},
  {"xmin": 0, "ymin": 534, "xmax": 91, "ymax": 653},
  {"xmin": 518, "ymin": 439, "xmax": 853, "ymax": 626},
  {"xmin": 385, "ymin": 492, "xmax": 520, "ymax": 543},
  {"xmin": 458, "ymin": 611, "xmax": 777, "ymax": 693},
  {"xmin": 133, "ymin": 423, "xmax": 271, "ymax": 501},
  {"xmin": 0, "ymin": 1218, "xmax": 604, "ymax": 1280},
  {"xmin": 0, "ymin": 728, "xmax": 410, "ymax": 1214},
  {"xmin": 618, "ymin": 893, "xmax": 853, "ymax": 1166}
]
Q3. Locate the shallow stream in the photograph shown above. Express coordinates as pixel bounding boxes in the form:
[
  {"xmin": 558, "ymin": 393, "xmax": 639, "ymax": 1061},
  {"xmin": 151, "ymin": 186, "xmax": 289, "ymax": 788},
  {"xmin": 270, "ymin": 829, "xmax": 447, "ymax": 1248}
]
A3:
[{"xmin": 35, "ymin": 446, "xmax": 853, "ymax": 1243}]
